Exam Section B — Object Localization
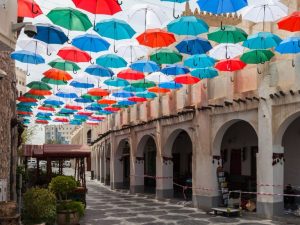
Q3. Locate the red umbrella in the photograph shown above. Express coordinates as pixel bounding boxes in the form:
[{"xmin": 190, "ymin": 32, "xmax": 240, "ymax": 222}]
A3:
[
  {"xmin": 29, "ymin": 89, "xmax": 52, "ymax": 96},
  {"xmin": 17, "ymin": 96, "xmax": 38, "ymax": 102},
  {"xmin": 18, "ymin": 0, "xmax": 43, "ymax": 18},
  {"xmin": 104, "ymin": 106, "xmax": 120, "ymax": 112},
  {"xmin": 65, "ymin": 104, "xmax": 82, "ymax": 110},
  {"xmin": 90, "ymin": 115, "xmax": 106, "ymax": 120},
  {"xmin": 174, "ymin": 74, "xmax": 200, "ymax": 85},
  {"xmin": 98, "ymin": 99, "xmax": 117, "ymax": 105},
  {"xmin": 36, "ymin": 120, "xmax": 49, "ymax": 124},
  {"xmin": 215, "ymin": 59, "xmax": 246, "ymax": 72},
  {"xmin": 38, "ymin": 106, "xmax": 55, "ymax": 111},
  {"xmin": 148, "ymin": 87, "xmax": 170, "ymax": 94},
  {"xmin": 17, "ymin": 111, "xmax": 33, "ymax": 115},
  {"xmin": 78, "ymin": 111, "xmax": 93, "ymax": 116},
  {"xmin": 128, "ymin": 96, "xmax": 147, "ymax": 103},
  {"xmin": 57, "ymin": 46, "xmax": 91, "ymax": 63},
  {"xmin": 72, "ymin": 0, "xmax": 122, "ymax": 15},
  {"xmin": 88, "ymin": 88, "xmax": 110, "ymax": 97},
  {"xmin": 87, "ymin": 122, "xmax": 99, "ymax": 126},
  {"xmin": 136, "ymin": 29, "xmax": 176, "ymax": 48},
  {"xmin": 278, "ymin": 11, "xmax": 300, "ymax": 32},
  {"xmin": 54, "ymin": 118, "xmax": 69, "ymax": 123},
  {"xmin": 117, "ymin": 68, "xmax": 145, "ymax": 80},
  {"xmin": 43, "ymin": 69, "xmax": 73, "ymax": 81}
]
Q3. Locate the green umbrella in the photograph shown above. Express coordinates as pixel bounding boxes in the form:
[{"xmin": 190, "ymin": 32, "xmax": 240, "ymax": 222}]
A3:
[
  {"xmin": 48, "ymin": 58, "xmax": 81, "ymax": 72},
  {"xmin": 27, "ymin": 81, "xmax": 52, "ymax": 90},
  {"xmin": 150, "ymin": 48, "xmax": 182, "ymax": 65},
  {"xmin": 41, "ymin": 77, "xmax": 68, "ymax": 85},
  {"xmin": 112, "ymin": 104, "xmax": 129, "ymax": 108},
  {"xmin": 47, "ymin": 7, "xmax": 92, "ymax": 32},
  {"xmin": 208, "ymin": 25, "xmax": 248, "ymax": 44},
  {"xmin": 81, "ymin": 93, "xmax": 101, "ymax": 101},
  {"xmin": 23, "ymin": 93, "xmax": 46, "ymax": 100},
  {"xmin": 131, "ymin": 80, "xmax": 156, "ymax": 88},
  {"xmin": 240, "ymin": 49, "xmax": 274, "ymax": 64}
]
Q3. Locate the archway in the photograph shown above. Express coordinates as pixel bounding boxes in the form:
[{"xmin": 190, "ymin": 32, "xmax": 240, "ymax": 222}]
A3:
[
  {"xmin": 116, "ymin": 139, "xmax": 130, "ymax": 189},
  {"xmin": 87, "ymin": 130, "xmax": 91, "ymax": 145},
  {"xmin": 144, "ymin": 137, "xmax": 157, "ymax": 193},
  {"xmin": 218, "ymin": 121, "xmax": 258, "ymax": 208},
  {"xmin": 105, "ymin": 143, "xmax": 111, "ymax": 186}
]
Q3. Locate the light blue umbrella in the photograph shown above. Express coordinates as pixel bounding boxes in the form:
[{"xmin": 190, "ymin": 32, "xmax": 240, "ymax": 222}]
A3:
[
  {"xmin": 197, "ymin": 0, "xmax": 248, "ymax": 14},
  {"xmin": 117, "ymin": 100, "xmax": 136, "ymax": 106},
  {"xmin": 72, "ymin": 34, "xmax": 110, "ymax": 53},
  {"xmin": 56, "ymin": 91, "xmax": 78, "ymax": 99},
  {"xmin": 130, "ymin": 60, "xmax": 160, "ymax": 73},
  {"xmin": 136, "ymin": 91, "xmax": 157, "ymax": 99},
  {"xmin": 96, "ymin": 110, "xmax": 114, "ymax": 115},
  {"xmin": 86, "ymin": 103, "xmax": 103, "ymax": 111},
  {"xmin": 176, "ymin": 37, "xmax": 212, "ymax": 55},
  {"xmin": 123, "ymin": 86, "xmax": 146, "ymax": 92},
  {"xmin": 85, "ymin": 64, "xmax": 114, "ymax": 77},
  {"xmin": 161, "ymin": 65, "xmax": 190, "ymax": 76},
  {"xmin": 70, "ymin": 81, "xmax": 94, "ymax": 89},
  {"xmin": 276, "ymin": 36, "xmax": 300, "ymax": 67},
  {"xmin": 44, "ymin": 98, "xmax": 64, "ymax": 106},
  {"xmin": 59, "ymin": 108, "xmax": 76, "ymax": 115},
  {"xmin": 167, "ymin": 16, "xmax": 208, "ymax": 35},
  {"xmin": 191, "ymin": 67, "xmax": 218, "ymax": 79},
  {"xmin": 184, "ymin": 54, "xmax": 215, "ymax": 69},
  {"xmin": 112, "ymin": 91, "xmax": 134, "ymax": 98},
  {"xmin": 95, "ymin": 18, "xmax": 136, "ymax": 52},
  {"xmin": 104, "ymin": 77, "xmax": 130, "ymax": 87},
  {"xmin": 243, "ymin": 32, "xmax": 282, "ymax": 49},
  {"xmin": 159, "ymin": 81, "xmax": 183, "ymax": 89},
  {"xmin": 96, "ymin": 54, "xmax": 127, "ymax": 68},
  {"xmin": 70, "ymin": 119, "xmax": 83, "ymax": 125}
]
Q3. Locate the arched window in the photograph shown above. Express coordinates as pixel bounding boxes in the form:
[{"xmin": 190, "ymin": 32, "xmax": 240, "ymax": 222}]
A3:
[{"xmin": 87, "ymin": 130, "xmax": 92, "ymax": 144}]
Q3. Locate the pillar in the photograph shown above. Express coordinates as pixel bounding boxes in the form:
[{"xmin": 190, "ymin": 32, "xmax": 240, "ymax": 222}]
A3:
[
  {"xmin": 104, "ymin": 143, "xmax": 110, "ymax": 185},
  {"xmin": 110, "ymin": 134, "xmax": 123, "ymax": 189},
  {"xmin": 100, "ymin": 147, "xmax": 105, "ymax": 183}
]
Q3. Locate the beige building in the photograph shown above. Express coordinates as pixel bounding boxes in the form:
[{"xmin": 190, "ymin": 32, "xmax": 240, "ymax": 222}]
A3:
[
  {"xmin": 69, "ymin": 0, "xmax": 300, "ymax": 219},
  {"xmin": 15, "ymin": 67, "xmax": 26, "ymax": 97},
  {"xmin": 45, "ymin": 125, "xmax": 78, "ymax": 144}
]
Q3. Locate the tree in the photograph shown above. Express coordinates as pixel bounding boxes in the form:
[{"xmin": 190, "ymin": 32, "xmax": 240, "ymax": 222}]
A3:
[{"xmin": 21, "ymin": 125, "xmax": 38, "ymax": 145}]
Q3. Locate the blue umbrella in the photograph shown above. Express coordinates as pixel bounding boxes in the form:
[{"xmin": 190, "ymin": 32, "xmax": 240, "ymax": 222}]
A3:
[
  {"xmin": 59, "ymin": 108, "xmax": 76, "ymax": 115},
  {"xmin": 74, "ymin": 97, "xmax": 94, "ymax": 103},
  {"xmin": 70, "ymin": 120, "xmax": 83, "ymax": 125},
  {"xmin": 70, "ymin": 81, "xmax": 94, "ymax": 89},
  {"xmin": 86, "ymin": 103, "xmax": 103, "ymax": 111},
  {"xmin": 17, "ymin": 102, "xmax": 38, "ymax": 107},
  {"xmin": 176, "ymin": 37, "xmax": 212, "ymax": 55},
  {"xmin": 136, "ymin": 91, "xmax": 157, "ymax": 99},
  {"xmin": 85, "ymin": 65, "xmax": 114, "ymax": 77},
  {"xmin": 95, "ymin": 18, "xmax": 136, "ymax": 52},
  {"xmin": 112, "ymin": 91, "xmax": 134, "ymax": 98},
  {"xmin": 74, "ymin": 114, "xmax": 88, "ymax": 120},
  {"xmin": 44, "ymin": 98, "xmax": 64, "ymax": 106},
  {"xmin": 96, "ymin": 54, "xmax": 127, "ymax": 68},
  {"xmin": 243, "ymin": 32, "xmax": 282, "ymax": 49},
  {"xmin": 34, "ymin": 23, "xmax": 68, "ymax": 47},
  {"xmin": 184, "ymin": 54, "xmax": 215, "ymax": 69},
  {"xmin": 96, "ymin": 110, "xmax": 114, "ymax": 115},
  {"xmin": 191, "ymin": 67, "xmax": 218, "ymax": 79},
  {"xmin": 72, "ymin": 34, "xmax": 110, "ymax": 53},
  {"xmin": 276, "ymin": 36, "xmax": 300, "ymax": 67},
  {"xmin": 197, "ymin": 0, "xmax": 248, "ymax": 14},
  {"xmin": 167, "ymin": 16, "xmax": 209, "ymax": 35},
  {"xmin": 159, "ymin": 81, "xmax": 183, "ymax": 89},
  {"xmin": 36, "ymin": 112, "xmax": 53, "ymax": 117},
  {"xmin": 123, "ymin": 86, "xmax": 146, "ymax": 92},
  {"xmin": 36, "ymin": 116, "xmax": 51, "ymax": 121},
  {"xmin": 118, "ymin": 100, "xmax": 136, "ymax": 106},
  {"xmin": 56, "ymin": 91, "xmax": 78, "ymax": 99},
  {"xmin": 130, "ymin": 60, "xmax": 160, "ymax": 73},
  {"xmin": 161, "ymin": 65, "xmax": 190, "ymax": 76},
  {"xmin": 104, "ymin": 77, "xmax": 129, "ymax": 87}
]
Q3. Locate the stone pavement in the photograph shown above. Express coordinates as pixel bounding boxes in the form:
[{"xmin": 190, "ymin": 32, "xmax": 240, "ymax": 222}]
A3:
[{"xmin": 80, "ymin": 181, "xmax": 291, "ymax": 225}]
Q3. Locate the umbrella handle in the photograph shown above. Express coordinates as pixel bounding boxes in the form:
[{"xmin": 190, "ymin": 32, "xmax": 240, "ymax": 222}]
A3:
[
  {"xmin": 193, "ymin": 59, "xmax": 198, "ymax": 67},
  {"xmin": 292, "ymin": 59, "xmax": 296, "ymax": 67},
  {"xmin": 32, "ymin": 3, "xmax": 39, "ymax": 14},
  {"xmin": 67, "ymin": 39, "xmax": 72, "ymax": 44},
  {"xmin": 186, "ymin": 44, "xmax": 191, "ymax": 53},
  {"xmin": 257, "ymin": 67, "xmax": 262, "ymax": 74},
  {"xmin": 47, "ymin": 48, "xmax": 52, "ymax": 56},
  {"xmin": 90, "ymin": 59, "xmax": 95, "ymax": 65},
  {"xmin": 117, "ymin": 0, "xmax": 122, "ymax": 5},
  {"xmin": 173, "ymin": 7, "xmax": 180, "ymax": 19},
  {"xmin": 26, "ymin": 72, "xmax": 30, "ymax": 77},
  {"xmin": 220, "ymin": 21, "xmax": 225, "ymax": 31},
  {"xmin": 114, "ymin": 45, "xmax": 118, "ymax": 53},
  {"xmin": 73, "ymin": 69, "xmax": 77, "ymax": 74}
]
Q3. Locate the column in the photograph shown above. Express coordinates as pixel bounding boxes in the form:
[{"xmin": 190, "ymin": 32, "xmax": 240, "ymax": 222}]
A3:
[
  {"xmin": 100, "ymin": 146, "xmax": 105, "ymax": 183},
  {"xmin": 110, "ymin": 134, "xmax": 123, "ymax": 189}
]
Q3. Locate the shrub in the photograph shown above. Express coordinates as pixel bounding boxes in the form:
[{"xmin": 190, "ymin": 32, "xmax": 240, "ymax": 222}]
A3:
[
  {"xmin": 23, "ymin": 187, "xmax": 56, "ymax": 225},
  {"xmin": 49, "ymin": 176, "xmax": 77, "ymax": 200},
  {"xmin": 57, "ymin": 201, "xmax": 85, "ymax": 218}
]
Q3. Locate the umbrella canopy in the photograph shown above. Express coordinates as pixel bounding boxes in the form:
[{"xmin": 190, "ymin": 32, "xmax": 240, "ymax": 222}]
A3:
[
  {"xmin": 85, "ymin": 65, "xmax": 114, "ymax": 77},
  {"xmin": 117, "ymin": 68, "xmax": 145, "ymax": 80},
  {"xmin": 70, "ymin": 80, "xmax": 94, "ymax": 89},
  {"xmin": 72, "ymin": 0, "xmax": 122, "ymax": 15},
  {"xmin": 44, "ymin": 96, "xmax": 65, "ymax": 106},
  {"xmin": 58, "ymin": 46, "xmax": 92, "ymax": 63},
  {"xmin": 34, "ymin": 23, "xmax": 69, "ymax": 45},
  {"xmin": 96, "ymin": 54, "xmax": 127, "ymax": 68},
  {"xmin": 161, "ymin": 65, "xmax": 190, "ymax": 76},
  {"xmin": 27, "ymin": 81, "xmax": 52, "ymax": 90},
  {"xmin": 104, "ymin": 77, "xmax": 130, "ymax": 87},
  {"xmin": 276, "ymin": 37, "xmax": 300, "ymax": 54},
  {"xmin": 98, "ymin": 99, "xmax": 117, "ymax": 105},
  {"xmin": 243, "ymin": 32, "xmax": 282, "ymax": 49},
  {"xmin": 209, "ymin": 43, "xmax": 244, "ymax": 60},
  {"xmin": 18, "ymin": 39, "xmax": 56, "ymax": 55},
  {"xmin": 278, "ymin": 11, "xmax": 300, "ymax": 32},
  {"xmin": 65, "ymin": 104, "xmax": 83, "ymax": 110},
  {"xmin": 11, "ymin": 50, "xmax": 45, "ymax": 64},
  {"xmin": 191, "ymin": 67, "xmax": 218, "ymax": 79},
  {"xmin": 176, "ymin": 37, "xmax": 212, "ymax": 55},
  {"xmin": 55, "ymin": 86, "xmax": 78, "ymax": 98},
  {"xmin": 167, "ymin": 16, "xmax": 209, "ymax": 35},
  {"xmin": 146, "ymin": 72, "xmax": 172, "ymax": 83},
  {"xmin": 128, "ymin": 96, "xmax": 147, "ymax": 103},
  {"xmin": 72, "ymin": 34, "xmax": 110, "ymax": 53},
  {"xmin": 24, "ymin": 93, "xmax": 45, "ymax": 100},
  {"xmin": 150, "ymin": 48, "xmax": 182, "ymax": 64},
  {"xmin": 123, "ymin": 86, "xmax": 146, "ymax": 92},
  {"xmin": 48, "ymin": 58, "xmax": 81, "ymax": 72},
  {"xmin": 47, "ymin": 7, "xmax": 93, "ymax": 31},
  {"xmin": 131, "ymin": 80, "xmax": 156, "ymax": 88},
  {"xmin": 17, "ymin": 96, "xmax": 38, "ymax": 102},
  {"xmin": 116, "ymin": 43, "xmax": 148, "ymax": 63},
  {"xmin": 130, "ymin": 60, "xmax": 160, "ymax": 73},
  {"xmin": 215, "ymin": 59, "xmax": 246, "ymax": 71},
  {"xmin": 137, "ymin": 29, "xmax": 176, "ymax": 48},
  {"xmin": 208, "ymin": 26, "xmax": 248, "ymax": 44},
  {"xmin": 184, "ymin": 54, "xmax": 215, "ymax": 69},
  {"xmin": 148, "ymin": 87, "xmax": 170, "ymax": 94},
  {"xmin": 174, "ymin": 74, "xmax": 200, "ymax": 84},
  {"xmin": 159, "ymin": 81, "xmax": 183, "ymax": 89},
  {"xmin": 241, "ymin": 49, "xmax": 274, "ymax": 64},
  {"xmin": 29, "ymin": 89, "xmax": 52, "ymax": 96},
  {"xmin": 112, "ymin": 91, "xmax": 134, "ymax": 98},
  {"xmin": 18, "ymin": 0, "xmax": 43, "ymax": 18},
  {"xmin": 136, "ymin": 91, "xmax": 157, "ymax": 99},
  {"xmin": 197, "ymin": 0, "xmax": 248, "ymax": 14},
  {"xmin": 43, "ymin": 69, "xmax": 73, "ymax": 82}
]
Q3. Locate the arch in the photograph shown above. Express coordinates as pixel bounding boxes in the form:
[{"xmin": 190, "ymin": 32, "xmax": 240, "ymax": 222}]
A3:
[
  {"xmin": 115, "ymin": 138, "xmax": 130, "ymax": 189},
  {"xmin": 136, "ymin": 134, "xmax": 157, "ymax": 157},
  {"xmin": 116, "ymin": 138, "xmax": 130, "ymax": 158}
]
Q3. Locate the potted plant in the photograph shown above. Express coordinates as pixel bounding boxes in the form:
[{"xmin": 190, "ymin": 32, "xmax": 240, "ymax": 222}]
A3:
[
  {"xmin": 22, "ymin": 187, "xmax": 56, "ymax": 225},
  {"xmin": 49, "ymin": 176, "xmax": 84, "ymax": 225}
]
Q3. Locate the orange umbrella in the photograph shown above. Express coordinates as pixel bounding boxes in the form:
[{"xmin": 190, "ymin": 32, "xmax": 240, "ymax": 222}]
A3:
[
  {"xmin": 88, "ymin": 88, "xmax": 110, "ymax": 97},
  {"xmin": 43, "ymin": 68, "xmax": 73, "ymax": 81},
  {"xmin": 29, "ymin": 89, "xmax": 52, "ymax": 96},
  {"xmin": 136, "ymin": 29, "xmax": 176, "ymax": 48},
  {"xmin": 18, "ymin": 0, "xmax": 43, "ymax": 18},
  {"xmin": 65, "ymin": 104, "xmax": 83, "ymax": 110},
  {"xmin": 174, "ymin": 74, "xmax": 200, "ymax": 85},
  {"xmin": 148, "ymin": 87, "xmax": 171, "ymax": 94},
  {"xmin": 17, "ymin": 96, "xmax": 38, "ymax": 102},
  {"xmin": 98, "ymin": 99, "xmax": 117, "ymax": 105}
]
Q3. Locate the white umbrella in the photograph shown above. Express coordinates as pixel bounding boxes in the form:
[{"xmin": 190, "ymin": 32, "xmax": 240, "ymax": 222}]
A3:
[
  {"xmin": 145, "ymin": 72, "xmax": 173, "ymax": 83},
  {"xmin": 128, "ymin": 4, "xmax": 168, "ymax": 31},
  {"xmin": 116, "ymin": 42, "xmax": 148, "ymax": 63},
  {"xmin": 17, "ymin": 39, "xmax": 56, "ymax": 55},
  {"xmin": 209, "ymin": 43, "xmax": 244, "ymax": 60},
  {"xmin": 241, "ymin": 0, "xmax": 288, "ymax": 26}
]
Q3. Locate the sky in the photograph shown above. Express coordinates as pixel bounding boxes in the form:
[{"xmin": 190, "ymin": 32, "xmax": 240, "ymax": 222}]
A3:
[{"xmin": 19, "ymin": 0, "xmax": 199, "ymax": 144}]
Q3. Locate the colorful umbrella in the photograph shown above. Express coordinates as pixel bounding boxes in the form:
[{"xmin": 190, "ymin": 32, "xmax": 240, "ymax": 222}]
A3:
[
  {"xmin": 18, "ymin": 0, "xmax": 43, "ymax": 18},
  {"xmin": 18, "ymin": 39, "xmax": 56, "ymax": 56},
  {"xmin": 128, "ymin": 97, "xmax": 147, "ymax": 103},
  {"xmin": 123, "ymin": 86, "xmax": 146, "ymax": 92},
  {"xmin": 175, "ymin": 37, "xmax": 212, "ymax": 55},
  {"xmin": 17, "ymin": 96, "xmax": 38, "ymax": 102},
  {"xmin": 130, "ymin": 60, "xmax": 160, "ymax": 73},
  {"xmin": 148, "ymin": 87, "xmax": 170, "ymax": 94},
  {"xmin": 27, "ymin": 81, "xmax": 52, "ymax": 90},
  {"xmin": 131, "ymin": 80, "xmax": 156, "ymax": 88},
  {"xmin": 98, "ymin": 99, "xmax": 117, "ymax": 105},
  {"xmin": 70, "ymin": 79, "xmax": 94, "ymax": 89},
  {"xmin": 65, "ymin": 104, "xmax": 83, "ymax": 110},
  {"xmin": 197, "ymin": 0, "xmax": 247, "ymax": 14},
  {"xmin": 48, "ymin": 59, "xmax": 81, "ymax": 73},
  {"xmin": 23, "ymin": 93, "xmax": 45, "ymax": 100},
  {"xmin": 38, "ymin": 106, "xmax": 56, "ymax": 111},
  {"xmin": 29, "ymin": 89, "xmax": 52, "ymax": 96},
  {"xmin": 88, "ymin": 88, "xmax": 110, "ymax": 97},
  {"xmin": 96, "ymin": 54, "xmax": 127, "ymax": 68},
  {"xmin": 44, "ymin": 97, "xmax": 65, "ymax": 106},
  {"xmin": 159, "ymin": 81, "xmax": 183, "ymax": 89},
  {"xmin": 278, "ymin": 11, "xmax": 300, "ymax": 32},
  {"xmin": 117, "ymin": 68, "xmax": 145, "ymax": 80},
  {"xmin": 43, "ymin": 69, "xmax": 73, "ymax": 82},
  {"xmin": 191, "ymin": 67, "xmax": 218, "ymax": 79},
  {"xmin": 117, "ymin": 100, "xmax": 136, "ymax": 106},
  {"xmin": 243, "ymin": 32, "xmax": 282, "ymax": 49},
  {"xmin": 47, "ymin": 7, "xmax": 92, "ymax": 32},
  {"xmin": 241, "ymin": 49, "xmax": 274, "ymax": 64},
  {"xmin": 112, "ymin": 91, "xmax": 134, "ymax": 98},
  {"xmin": 136, "ymin": 91, "xmax": 157, "ymax": 99},
  {"xmin": 174, "ymin": 74, "xmax": 200, "ymax": 85},
  {"xmin": 85, "ymin": 65, "xmax": 114, "ymax": 77},
  {"xmin": 161, "ymin": 64, "xmax": 190, "ymax": 76},
  {"xmin": 72, "ymin": 34, "xmax": 110, "ymax": 53},
  {"xmin": 95, "ymin": 18, "xmax": 136, "ymax": 52},
  {"xmin": 34, "ymin": 23, "xmax": 69, "ymax": 45},
  {"xmin": 58, "ymin": 46, "xmax": 92, "ymax": 63},
  {"xmin": 167, "ymin": 16, "xmax": 208, "ymax": 35},
  {"xmin": 116, "ymin": 43, "xmax": 148, "ymax": 63},
  {"xmin": 160, "ymin": 0, "xmax": 187, "ymax": 18},
  {"xmin": 276, "ymin": 37, "xmax": 300, "ymax": 67},
  {"xmin": 104, "ymin": 77, "xmax": 129, "ymax": 87},
  {"xmin": 137, "ymin": 29, "xmax": 176, "ymax": 48},
  {"xmin": 55, "ymin": 86, "xmax": 78, "ymax": 98},
  {"xmin": 184, "ymin": 54, "xmax": 215, "ymax": 69},
  {"xmin": 208, "ymin": 26, "xmax": 248, "ymax": 44},
  {"xmin": 215, "ymin": 59, "xmax": 246, "ymax": 72},
  {"xmin": 146, "ymin": 72, "xmax": 172, "ymax": 83},
  {"xmin": 36, "ymin": 120, "xmax": 49, "ymax": 124},
  {"xmin": 209, "ymin": 43, "xmax": 244, "ymax": 60},
  {"xmin": 150, "ymin": 48, "xmax": 182, "ymax": 65}
]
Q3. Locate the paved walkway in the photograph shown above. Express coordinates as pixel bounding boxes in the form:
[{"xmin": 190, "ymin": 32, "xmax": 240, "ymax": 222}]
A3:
[{"xmin": 80, "ymin": 181, "xmax": 290, "ymax": 225}]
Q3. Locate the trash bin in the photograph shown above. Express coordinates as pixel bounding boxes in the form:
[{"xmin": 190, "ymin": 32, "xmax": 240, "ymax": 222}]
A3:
[{"xmin": 91, "ymin": 171, "xmax": 94, "ymax": 180}]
